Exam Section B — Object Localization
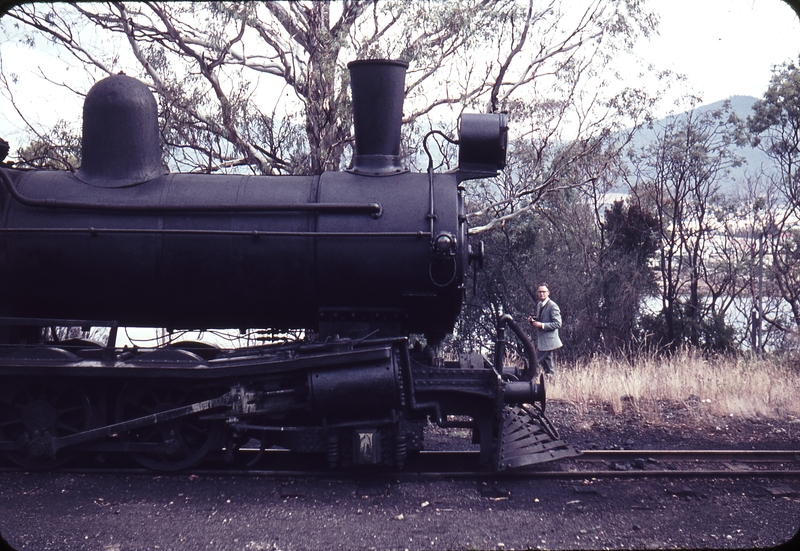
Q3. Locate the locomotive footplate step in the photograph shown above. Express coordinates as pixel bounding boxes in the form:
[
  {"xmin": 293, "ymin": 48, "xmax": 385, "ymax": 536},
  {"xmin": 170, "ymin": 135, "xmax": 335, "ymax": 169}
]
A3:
[{"xmin": 495, "ymin": 405, "xmax": 579, "ymax": 470}]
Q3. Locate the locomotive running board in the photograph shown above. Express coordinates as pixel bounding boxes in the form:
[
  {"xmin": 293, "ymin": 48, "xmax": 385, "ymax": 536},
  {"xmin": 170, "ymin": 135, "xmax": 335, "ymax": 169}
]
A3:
[{"xmin": 495, "ymin": 405, "xmax": 580, "ymax": 470}]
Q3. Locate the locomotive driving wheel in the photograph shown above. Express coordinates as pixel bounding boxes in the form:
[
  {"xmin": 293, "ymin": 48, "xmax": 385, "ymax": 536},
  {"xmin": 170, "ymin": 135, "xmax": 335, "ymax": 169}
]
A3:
[
  {"xmin": 114, "ymin": 382, "xmax": 225, "ymax": 471},
  {"xmin": 0, "ymin": 380, "xmax": 93, "ymax": 469}
]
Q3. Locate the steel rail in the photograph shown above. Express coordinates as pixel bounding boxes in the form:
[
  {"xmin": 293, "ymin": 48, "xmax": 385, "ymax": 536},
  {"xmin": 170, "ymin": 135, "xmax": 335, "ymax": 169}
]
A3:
[
  {"xmin": 2, "ymin": 449, "xmax": 798, "ymax": 478},
  {"xmin": 2, "ymin": 465, "xmax": 799, "ymax": 480},
  {"xmin": 576, "ymin": 449, "xmax": 800, "ymax": 462},
  {"xmin": 415, "ymin": 449, "xmax": 800, "ymax": 462}
]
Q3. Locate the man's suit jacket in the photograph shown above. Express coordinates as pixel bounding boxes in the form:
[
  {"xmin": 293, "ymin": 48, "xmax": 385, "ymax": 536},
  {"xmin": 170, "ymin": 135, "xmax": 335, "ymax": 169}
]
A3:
[{"xmin": 535, "ymin": 299, "xmax": 563, "ymax": 351}]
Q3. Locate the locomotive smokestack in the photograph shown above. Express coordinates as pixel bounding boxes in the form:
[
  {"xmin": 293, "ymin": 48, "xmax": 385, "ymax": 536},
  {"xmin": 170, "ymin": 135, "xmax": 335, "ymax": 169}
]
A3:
[{"xmin": 347, "ymin": 59, "xmax": 409, "ymax": 175}]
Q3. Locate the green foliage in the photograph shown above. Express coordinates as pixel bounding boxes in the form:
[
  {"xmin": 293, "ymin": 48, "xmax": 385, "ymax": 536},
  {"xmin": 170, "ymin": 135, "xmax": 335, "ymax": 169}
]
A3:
[
  {"xmin": 748, "ymin": 58, "xmax": 800, "ymax": 155},
  {"xmin": 747, "ymin": 58, "xmax": 800, "ymax": 222},
  {"xmin": 598, "ymin": 200, "xmax": 660, "ymax": 349},
  {"xmin": 628, "ymin": 102, "xmax": 745, "ymax": 350},
  {"xmin": 745, "ymin": 56, "xmax": 800, "ymax": 341},
  {"xmin": 2, "ymin": 0, "xmax": 661, "ymax": 179},
  {"xmin": 460, "ymin": 188, "xmax": 630, "ymax": 358},
  {"xmin": 603, "ymin": 199, "xmax": 659, "ymax": 261},
  {"xmin": 14, "ymin": 120, "xmax": 80, "ymax": 170},
  {"xmin": 640, "ymin": 302, "xmax": 738, "ymax": 353}
]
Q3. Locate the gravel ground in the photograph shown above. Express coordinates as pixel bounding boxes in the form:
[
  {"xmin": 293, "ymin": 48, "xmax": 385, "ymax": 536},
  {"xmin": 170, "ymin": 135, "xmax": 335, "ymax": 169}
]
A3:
[
  {"xmin": 0, "ymin": 400, "xmax": 798, "ymax": 551},
  {"xmin": 547, "ymin": 399, "xmax": 800, "ymax": 453}
]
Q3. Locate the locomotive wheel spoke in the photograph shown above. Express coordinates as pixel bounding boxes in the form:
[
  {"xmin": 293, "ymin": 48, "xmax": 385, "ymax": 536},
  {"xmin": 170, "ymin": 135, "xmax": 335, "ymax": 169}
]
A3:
[
  {"xmin": 56, "ymin": 405, "xmax": 86, "ymax": 418},
  {"xmin": 115, "ymin": 382, "xmax": 225, "ymax": 472},
  {"xmin": 0, "ymin": 380, "xmax": 93, "ymax": 469},
  {"xmin": 56, "ymin": 416, "xmax": 85, "ymax": 433},
  {"xmin": 0, "ymin": 403, "xmax": 25, "ymax": 429},
  {"xmin": 182, "ymin": 424, "xmax": 209, "ymax": 437}
]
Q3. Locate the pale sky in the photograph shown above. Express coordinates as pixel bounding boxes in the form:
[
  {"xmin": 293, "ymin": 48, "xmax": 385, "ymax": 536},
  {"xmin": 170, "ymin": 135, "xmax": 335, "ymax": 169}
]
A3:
[
  {"xmin": 1, "ymin": 0, "xmax": 799, "ymax": 141},
  {"xmin": 635, "ymin": 0, "xmax": 800, "ymax": 111}
]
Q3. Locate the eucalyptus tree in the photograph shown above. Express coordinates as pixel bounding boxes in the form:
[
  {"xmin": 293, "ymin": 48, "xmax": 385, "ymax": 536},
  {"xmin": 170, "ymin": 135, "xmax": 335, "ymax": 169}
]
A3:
[
  {"xmin": 1, "ymin": 1, "xmax": 662, "ymax": 352},
  {"xmin": 749, "ymin": 58, "xmax": 800, "ymax": 215},
  {"xmin": 4, "ymin": 1, "xmax": 497, "ymax": 174},
  {"xmin": 457, "ymin": 146, "xmax": 638, "ymax": 357},
  {"xmin": 747, "ymin": 58, "xmax": 800, "ymax": 340},
  {"xmin": 627, "ymin": 102, "xmax": 745, "ymax": 349},
  {"xmin": 2, "ymin": 1, "xmax": 657, "ymax": 178},
  {"xmin": 597, "ymin": 199, "xmax": 660, "ymax": 350}
]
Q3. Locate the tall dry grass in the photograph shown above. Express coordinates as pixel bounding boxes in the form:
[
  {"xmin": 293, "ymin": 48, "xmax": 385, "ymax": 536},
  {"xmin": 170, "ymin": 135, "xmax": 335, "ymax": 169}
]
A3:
[{"xmin": 546, "ymin": 349, "xmax": 800, "ymax": 420}]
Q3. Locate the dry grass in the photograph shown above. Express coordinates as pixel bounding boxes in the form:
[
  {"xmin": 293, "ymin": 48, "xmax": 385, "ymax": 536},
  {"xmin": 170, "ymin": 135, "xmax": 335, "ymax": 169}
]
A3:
[{"xmin": 546, "ymin": 349, "xmax": 800, "ymax": 421}]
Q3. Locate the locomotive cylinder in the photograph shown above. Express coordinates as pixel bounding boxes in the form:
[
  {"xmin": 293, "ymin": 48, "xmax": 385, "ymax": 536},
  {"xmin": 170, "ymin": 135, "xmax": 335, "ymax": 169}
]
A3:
[{"xmin": 309, "ymin": 359, "xmax": 399, "ymax": 419}]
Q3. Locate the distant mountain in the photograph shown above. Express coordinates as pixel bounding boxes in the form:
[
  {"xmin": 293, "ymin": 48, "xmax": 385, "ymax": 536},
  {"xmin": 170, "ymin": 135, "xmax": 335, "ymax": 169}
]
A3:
[{"xmin": 624, "ymin": 95, "xmax": 771, "ymax": 196}]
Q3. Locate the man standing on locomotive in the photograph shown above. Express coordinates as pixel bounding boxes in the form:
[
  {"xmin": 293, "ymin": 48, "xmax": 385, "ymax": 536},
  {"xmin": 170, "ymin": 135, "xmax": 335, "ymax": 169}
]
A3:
[{"xmin": 527, "ymin": 284, "xmax": 563, "ymax": 375}]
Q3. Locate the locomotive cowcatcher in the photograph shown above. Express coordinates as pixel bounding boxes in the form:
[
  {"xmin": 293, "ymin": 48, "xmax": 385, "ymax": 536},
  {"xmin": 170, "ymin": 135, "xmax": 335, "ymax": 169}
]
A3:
[{"xmin": 0, "ymin": 60, "xmax": 577, "ymax": 471}]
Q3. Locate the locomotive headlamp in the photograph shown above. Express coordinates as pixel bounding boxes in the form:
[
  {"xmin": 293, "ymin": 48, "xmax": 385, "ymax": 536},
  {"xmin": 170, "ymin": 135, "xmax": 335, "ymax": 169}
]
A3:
[
  {"xmin": 433, "ymin": 232, "xmax": 456, "ymax": 255},
  {"xmin": 458, "ymin": 113, "xmax": 508, "ymax": 179}
]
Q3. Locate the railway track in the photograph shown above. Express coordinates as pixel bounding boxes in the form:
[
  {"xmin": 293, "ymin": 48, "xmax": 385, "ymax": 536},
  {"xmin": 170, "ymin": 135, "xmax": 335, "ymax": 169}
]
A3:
[
  {"xmin": 401, "ymin": 449, "xmax": 800, "ymax": 478},
  {"xmin": 1, "ymin": 448, "xmax": 798, "ymax": 479},
  {"xmin": 576, "ymin": 448, "xmax": 800, "ymax": 463},
  {"xmin": 534, "ymin": 448, "xmax": 800, "ymax": 479}
]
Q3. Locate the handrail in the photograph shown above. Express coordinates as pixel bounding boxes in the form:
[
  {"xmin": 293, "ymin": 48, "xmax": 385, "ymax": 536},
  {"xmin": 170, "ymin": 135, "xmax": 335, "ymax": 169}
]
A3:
[{"xmin": 0, "ymin": 168, "xmax": 381, "ymax": 215}]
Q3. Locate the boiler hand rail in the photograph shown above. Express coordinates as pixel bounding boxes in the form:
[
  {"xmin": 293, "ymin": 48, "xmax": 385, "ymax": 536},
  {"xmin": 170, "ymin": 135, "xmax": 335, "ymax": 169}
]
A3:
[{"xmin": 0, "ymin": 170, "xmax": 381, "ymax": 215}]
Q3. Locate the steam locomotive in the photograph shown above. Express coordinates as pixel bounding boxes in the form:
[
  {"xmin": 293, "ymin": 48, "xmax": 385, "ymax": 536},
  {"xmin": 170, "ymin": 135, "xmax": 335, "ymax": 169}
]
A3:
[{"xmin": 0, "ymin": 60, "xmax": 576, "ymax": 471}]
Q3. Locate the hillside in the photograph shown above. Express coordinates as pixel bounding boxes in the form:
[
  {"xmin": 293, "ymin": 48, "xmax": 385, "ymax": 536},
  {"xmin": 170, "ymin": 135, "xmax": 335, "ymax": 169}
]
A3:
[{"xmin": 624, "ymin": 95, "xmax": 771, "ymax": 196}]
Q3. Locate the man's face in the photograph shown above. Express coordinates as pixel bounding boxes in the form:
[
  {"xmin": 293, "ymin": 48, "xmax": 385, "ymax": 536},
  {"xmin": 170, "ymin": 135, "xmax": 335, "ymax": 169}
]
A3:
[{"xmin": 537, "ymin": 287, "xmax": 549, "ymax": 301}]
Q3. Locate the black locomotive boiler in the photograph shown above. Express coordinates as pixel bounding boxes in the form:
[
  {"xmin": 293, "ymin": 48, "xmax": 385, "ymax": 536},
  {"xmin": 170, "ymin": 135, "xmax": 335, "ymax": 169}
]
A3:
[{"xmin": 0, "ymin": 60, "xmax": 576, "ymax": 471}]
